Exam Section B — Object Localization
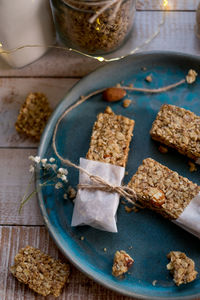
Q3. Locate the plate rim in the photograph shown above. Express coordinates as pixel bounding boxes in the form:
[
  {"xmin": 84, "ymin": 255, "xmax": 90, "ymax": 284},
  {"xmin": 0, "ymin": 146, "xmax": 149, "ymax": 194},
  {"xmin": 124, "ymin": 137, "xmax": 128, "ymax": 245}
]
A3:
[{"xmin": 37, "ymin": 50, "xmax": 200, "ymax": 300}]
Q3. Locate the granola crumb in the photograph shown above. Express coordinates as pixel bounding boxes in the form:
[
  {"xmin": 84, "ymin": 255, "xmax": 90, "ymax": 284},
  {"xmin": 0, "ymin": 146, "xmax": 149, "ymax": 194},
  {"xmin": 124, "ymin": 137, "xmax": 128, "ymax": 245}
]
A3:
[
  {"xmin": 158, "ymin": 145, "xmax": 168, "ymax": 154},
  {"xmin": 188, "ymin": 161, "xmax": 197, "ymax": 172},
  {"xmin": 80, "ymin": 236, "xmax": 85, "ymax": 241},
  {"xmin": 152, "ymin": 280, "xmax": 157, "ymax": 286},
  {"xmin": 167, "ymin": 251, "xmax": 197, "ymax": 286},
  {"xmin": 10, "ymin": 246, "xmax": 70, "ymax": 297},
  {"xmin": 121, "ymin": 200, "xmax": 126, "ymax": 205},
  {"xmin": 112, "ymin": 250, "xmax": 134, "ymax": 277},
  {"xmin": 116, "ymin": 83, "xmax": 121, "ymax": 88},
  {"xmin": 103, "ymin": 248, "xmax": 107, "ymax": 252},
  {"xmin": 186, "ymin": 69, "xmax": 198, "ymax": 84},
  {"xmin": 125, "ymin": 206, "xmax": 134, "ymax": 213},
  {"xmin": 125, "ymin": 171, "xmax": 129, "ymax": 175},
  {"xmin": 128, "ymin": 246, "xmax": 133, "ymax": 250},
  {"xmin": 68, "ymin": 186, "xmax": 77, "ymax": 199},
  {"xmin": 145, "ymin": 75, "xmax": 152, "ymax": 83},
  {"xmin": 142, "ymin": 67, "xmax": 147, "ymax": 71},
  {"xmin": 123, "ymin": 99, "xmax": 132, "ymax": 108},
  {"xmin": 104, "ymin": 106, "xmax": 113, "ymax": 114},
  {"xmin": 133, "ymin": 207, "xmax": 139, "ymax": 213}
]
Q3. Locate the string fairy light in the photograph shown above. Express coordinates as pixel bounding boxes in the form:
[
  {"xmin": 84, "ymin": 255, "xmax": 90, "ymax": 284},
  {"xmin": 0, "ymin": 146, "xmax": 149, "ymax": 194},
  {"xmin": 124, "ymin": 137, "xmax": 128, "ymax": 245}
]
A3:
[{"xmin": 0, "ymin": 0, "xmax": 168, "ymax": 63}]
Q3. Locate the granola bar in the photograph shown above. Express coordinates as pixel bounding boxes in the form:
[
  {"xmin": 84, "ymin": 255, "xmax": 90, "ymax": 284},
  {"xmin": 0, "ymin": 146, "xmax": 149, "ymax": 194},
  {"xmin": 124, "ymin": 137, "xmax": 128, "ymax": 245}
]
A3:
[
  {"xmin": 15, "ymin": 92, "xmax": 52, "ymax": 141},
  {"xmin": 10, "ymin": 246, "xmax": 70, "ymax": 297},
  {"xmin": 150, "ymin": 104, "xmax": 200, "ymax": 161},
  {"xmin": 167, "ymin": 251, "xmax": 197, "ymax": 286},
  {"xmin": 128, "ymin": 158, "xmax": 200, "ymax": 219},
  {"xmin": 112, "ymin": 250, "xmax": 134, "ymax": 277},
  {"xmin": 86, "ymin": 107, "xmax": 135, "ymax": 167}
]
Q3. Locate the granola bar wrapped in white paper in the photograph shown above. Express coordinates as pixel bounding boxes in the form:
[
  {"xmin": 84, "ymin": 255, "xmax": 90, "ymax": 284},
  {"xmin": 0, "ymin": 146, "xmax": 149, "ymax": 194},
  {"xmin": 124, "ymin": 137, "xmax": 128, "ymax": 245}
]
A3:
[
  {"xmin": 128, "ymin": 158, "xmax": 200, "ymax": 239},
  {"xmin": 71, "ymin": 158, "xmax": 125, "ymax": 232},
  {"xmin": 71, "ymin": 107, "xmax": 135, "ymax": 232}
]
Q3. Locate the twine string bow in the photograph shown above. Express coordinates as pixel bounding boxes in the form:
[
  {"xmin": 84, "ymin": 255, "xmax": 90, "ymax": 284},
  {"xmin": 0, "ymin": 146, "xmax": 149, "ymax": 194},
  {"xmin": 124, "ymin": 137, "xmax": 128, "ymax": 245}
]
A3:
[{"xmin": 52, "ymin": 77, "xmax": 186, "ymax": 208}]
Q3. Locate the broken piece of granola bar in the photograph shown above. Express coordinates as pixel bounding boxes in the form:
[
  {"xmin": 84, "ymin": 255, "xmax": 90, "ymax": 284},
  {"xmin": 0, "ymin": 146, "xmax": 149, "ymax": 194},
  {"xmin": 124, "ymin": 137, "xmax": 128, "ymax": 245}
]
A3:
[
  {"xmin": 10, "ymin": 246, "xmax": 70, "ymax": 297},
  {"xmin": 112, "ymin": 250, "xmax": 134, "ymax": 277},
  {"xmin": 86, "ymin": 106, "xmax": 135, "ymax": 167},
  {"xmin": 167, "ymin": 251, "xmax": 197, "ymax": 286},
  {"xmin": 15, "ymin": 92, "xmax": 52, "ymax": 141},
  {"xmin": 128, "ymin": 158, "xmax": 200, "ymax": 219},
  {"xmin": 150, "ymin": 104, "xmax": 200, "ymax": 162}
]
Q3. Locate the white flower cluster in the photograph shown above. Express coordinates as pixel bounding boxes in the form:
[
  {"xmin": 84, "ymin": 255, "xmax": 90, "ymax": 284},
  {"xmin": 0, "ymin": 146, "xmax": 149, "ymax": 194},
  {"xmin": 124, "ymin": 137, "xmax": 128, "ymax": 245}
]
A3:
[{"xmin": 28, "ymin": 155, "xmax": 68, "ymax": 189}]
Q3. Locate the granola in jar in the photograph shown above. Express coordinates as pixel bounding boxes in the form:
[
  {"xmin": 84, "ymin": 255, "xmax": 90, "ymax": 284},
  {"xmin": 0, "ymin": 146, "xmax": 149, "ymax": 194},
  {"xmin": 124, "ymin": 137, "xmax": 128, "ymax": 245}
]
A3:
[{"xmin": 50, "ymin": 0, "xmax": 136, "ymax": 55}]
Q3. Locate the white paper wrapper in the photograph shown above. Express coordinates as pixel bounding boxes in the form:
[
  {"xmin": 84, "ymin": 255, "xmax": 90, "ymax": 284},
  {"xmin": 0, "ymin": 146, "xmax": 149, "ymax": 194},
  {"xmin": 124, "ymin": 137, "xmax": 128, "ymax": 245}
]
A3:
[
  {"xmin": 71, "ymin": 158, "xmax": 125, "ymax": 232},
  {"xmin": 173, "ymin": 192, "xmax": 200, "ymax": 239}
]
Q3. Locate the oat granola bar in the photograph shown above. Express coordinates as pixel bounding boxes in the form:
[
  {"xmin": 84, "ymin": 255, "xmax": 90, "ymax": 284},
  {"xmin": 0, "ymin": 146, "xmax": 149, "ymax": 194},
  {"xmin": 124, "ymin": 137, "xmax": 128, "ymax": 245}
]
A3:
[
  {"xmin": 15, "ymin": 92, "xmax": 52, "ymax": 141},
  {"xmin": 150, "ymin": 104, "xmax": 200, "ymax": 161},
  {"xmin": 128, "ymin": 158, "xmax": 200, "ymax": 219},
  {"xmin": 167, "ymin": 251, "xmax": 197, "ymax": 286},
  {"xmin": 10, "ymin": 246, "xmax": 70, "ymax": 297},
  {"xmin": 112, "ymin": 250, "xmax": 134, "ymax": 277},
  {"xmin": 86, "ymin": 107, "xmax": 135, "ymax": 167}
]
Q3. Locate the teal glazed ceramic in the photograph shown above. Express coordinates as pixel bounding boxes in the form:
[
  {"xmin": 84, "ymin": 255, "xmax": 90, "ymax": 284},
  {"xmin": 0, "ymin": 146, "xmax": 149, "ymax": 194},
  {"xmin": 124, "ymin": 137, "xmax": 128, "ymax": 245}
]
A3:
[{"xmin": 37, "ymin": 52, "xmax": 200, "ymax": 299}]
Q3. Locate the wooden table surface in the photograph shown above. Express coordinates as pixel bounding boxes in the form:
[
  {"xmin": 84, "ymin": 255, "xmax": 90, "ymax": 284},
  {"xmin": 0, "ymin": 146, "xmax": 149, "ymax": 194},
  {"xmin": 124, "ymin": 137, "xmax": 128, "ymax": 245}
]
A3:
[{"xmin": 1, "ymin": 1, "xmax": 200, "ymax": 299}]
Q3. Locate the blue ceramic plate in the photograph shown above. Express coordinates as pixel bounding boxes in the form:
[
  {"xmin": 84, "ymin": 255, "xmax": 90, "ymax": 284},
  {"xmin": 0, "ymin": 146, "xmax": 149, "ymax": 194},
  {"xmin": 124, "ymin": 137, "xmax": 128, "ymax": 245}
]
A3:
[{"xmin": 37, "ymin": 52, "xmax": 200, "ymax": 299}]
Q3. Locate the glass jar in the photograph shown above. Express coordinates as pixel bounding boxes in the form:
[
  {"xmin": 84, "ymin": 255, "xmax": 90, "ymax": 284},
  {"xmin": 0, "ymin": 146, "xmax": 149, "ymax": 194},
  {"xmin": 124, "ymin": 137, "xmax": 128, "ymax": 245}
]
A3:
[{"xmin": 50, "ymin": 0, "xmax": 137, "ymax": 55}]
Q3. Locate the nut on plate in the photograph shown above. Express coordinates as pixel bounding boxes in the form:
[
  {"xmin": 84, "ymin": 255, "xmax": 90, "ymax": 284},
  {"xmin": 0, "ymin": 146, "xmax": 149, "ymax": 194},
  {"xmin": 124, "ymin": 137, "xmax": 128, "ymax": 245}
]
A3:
[
  {"xmin": 148, "ymin": 187, "xmax": 166, "ymax": 208},
  {"xmin": 103, "ymin": 87, "xmax": 126, "ymax": 102}
]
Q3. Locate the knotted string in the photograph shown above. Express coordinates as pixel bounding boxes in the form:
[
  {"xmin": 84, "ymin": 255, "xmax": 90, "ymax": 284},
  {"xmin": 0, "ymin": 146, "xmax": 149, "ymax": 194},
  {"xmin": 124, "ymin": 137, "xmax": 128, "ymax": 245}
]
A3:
[
  {"xmin": 63, "ymin": 0, "xmax": 127, "ymax": 23},
  {"xmin": 52, "ymin": 78, "xmax": 186, "ymax": 207}
]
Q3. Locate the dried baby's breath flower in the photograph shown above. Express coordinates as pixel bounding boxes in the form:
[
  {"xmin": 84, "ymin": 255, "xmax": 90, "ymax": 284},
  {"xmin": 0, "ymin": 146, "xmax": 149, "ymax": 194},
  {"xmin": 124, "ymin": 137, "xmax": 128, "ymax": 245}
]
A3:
[
  {"xmin": 55, "ymin": 182, "xmax": 63, "ymax": 189},
  {"xmin": 29, "ymin": 165, "xmax": 35, "ymax": 173},
  {"xmin": 61, "ymin": 174, "xmax": 67, "ymax": 182},
  {"xmin": 58, "ymin": 168, "xmax": 68, "ymax": 175},
  {"xmin": 68, "ymin": 186, "xmax": 77, "ymax": 199},
  {"xmin": 51, "ymin": 164, "xmax": 58, "ymax": 171},
  {"xmin": 19, "ymin": 157, "xmax": 68, "ymax": 213},
  {"xmin": 41, "ymin": 158, "xmax": 47, "ymax": 165},
  {"xmin": 29, "ymin": 155, "xmax": 40, "ymax": 163}
]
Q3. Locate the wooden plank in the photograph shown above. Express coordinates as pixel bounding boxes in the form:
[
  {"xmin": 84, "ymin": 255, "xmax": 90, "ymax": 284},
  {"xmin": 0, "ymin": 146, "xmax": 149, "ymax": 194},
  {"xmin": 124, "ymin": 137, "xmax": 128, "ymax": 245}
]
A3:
[
  {"xmin": 0, "ymin": 149, "xmax": 44, "ymax": 225},
  {"xmin": 0, "ymin": 226, "xmax": 134, "ymax": 300},
  {"xmin": 0, "ymin": 11, "xmax": 198, "ymax": 78},
  {"xmin": 137, "ymin": 0, "xmax": 198, "ymax": 11},
  {"xmin": 0, "ymin": 78, "xmax": 79, "ymax": 148}
]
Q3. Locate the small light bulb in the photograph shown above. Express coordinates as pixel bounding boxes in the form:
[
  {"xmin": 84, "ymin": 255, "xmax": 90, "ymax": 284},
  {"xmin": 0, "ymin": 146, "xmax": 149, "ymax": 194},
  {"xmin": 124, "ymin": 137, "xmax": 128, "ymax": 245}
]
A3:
[
  {"xmin": 163, "ymin": 0, "xmax": 168, "ymax": 7},
  {"xmin": 96, "ymin": 57, "xmax": 104, "ymax": 62}
]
